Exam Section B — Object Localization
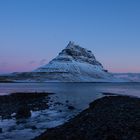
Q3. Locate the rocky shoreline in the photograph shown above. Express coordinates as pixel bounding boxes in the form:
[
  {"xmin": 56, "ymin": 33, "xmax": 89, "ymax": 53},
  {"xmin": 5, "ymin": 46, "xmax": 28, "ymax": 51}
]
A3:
[
  {"xmin": 34, "ymin": 95, "xmax": 140, "ymax": 140},
  {"xmin": 0, "ymin": 92, "xmax": 53, "ymax": 119}
]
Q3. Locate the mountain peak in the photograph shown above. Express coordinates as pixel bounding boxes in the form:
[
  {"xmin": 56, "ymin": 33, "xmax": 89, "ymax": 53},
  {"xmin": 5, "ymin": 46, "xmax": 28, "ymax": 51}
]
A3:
[
  {"xmin": 66, "ymin": 41, "xmax": 75, "ymax": 48},
  {"xmin": 58, "ymin": 41, "xmax": 102, "ymax": 66},
  {"xmin": 65, "ymin": 41, "xmax": 81, "ymax": 50}
]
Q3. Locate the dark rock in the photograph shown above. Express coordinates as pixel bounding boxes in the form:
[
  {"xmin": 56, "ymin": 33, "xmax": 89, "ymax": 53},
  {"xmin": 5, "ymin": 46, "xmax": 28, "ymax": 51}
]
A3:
[
  {"xmin": 67, "ymin": 105, "xmax": 75, "ymax": 110},
  {"xmin": 104, "ymin": 69, "xmax": 108, "ymax": 72},
  {"xmin": 54, "ymin": 102, "xmax": 63, "ymax": 106},
  {"xmin": 8, "ymin": 126, "xmax": 16, "ymax": 132},
  {"xmin": 16, "ymin": 106, "xmax": 31, "ymax": 119},
  {"xmin": 65, "ymin": 100, "xmax": 69, "ymax": 103},
  {"xmin": 0, "ymin": 128, "xmax": 2, "ymax": 133},
  {"xmin": 105, "ymin": 135, "xmax": 118, "ymax": 140},
  {"xmin": 16, "ymin": 119, "xmax": 27, "ymax": 124},
  {"xmin": 0, "ymin": 92, "xmax": 52, "ymax": 119},
  {"xmin": 59, "ymin": 110, "xmax": 62, "ymax": 112},
  {"xmin": 31, "ymin": 126, "xmax": 37, "ymax": 130}
]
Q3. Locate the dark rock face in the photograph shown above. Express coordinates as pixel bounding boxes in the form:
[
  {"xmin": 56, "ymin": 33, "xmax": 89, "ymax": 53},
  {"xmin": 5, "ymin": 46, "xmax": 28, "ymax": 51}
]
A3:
[
  {"xmin": 16, "ymin": 106, "xmax": 31, "ymax": 119},
  {"xmin": 34, "ymin": 96, "xmax": 140, "ymax": 140},
  {"xmin": 59, "ymin": 41, "xmax": 103, "ymax": 67},
  {"xmin": 0, "ymin": 92, "xmax": 52, "ymax": 119}
]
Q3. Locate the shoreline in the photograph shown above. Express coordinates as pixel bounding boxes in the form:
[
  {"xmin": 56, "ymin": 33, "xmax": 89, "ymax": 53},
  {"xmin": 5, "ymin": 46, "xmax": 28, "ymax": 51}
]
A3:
[
  {"xmin": 0, "ymin": 91, "xmax": 78, "ymax": 140},
  {"xmin": 34, "ymin": 95, "xmax": 140, "ymax": 140},
  {"xmin": 0, "ymin": 81, "xmax": 137, "ymax": 83},
  {"xmin": 1, "ymin": 90, "xmax": 140, "ymax": 140}
]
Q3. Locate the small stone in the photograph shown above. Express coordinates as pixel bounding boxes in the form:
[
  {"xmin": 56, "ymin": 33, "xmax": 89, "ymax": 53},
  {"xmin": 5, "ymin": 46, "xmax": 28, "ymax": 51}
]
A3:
[
  {"xmin": 31, "ymin": 126, "xmax": 37, "ymax": 130},
  {"xmin": 65, "ymin": 100, "xmax": 69, "ymax": 103},
  {"xmin": 0, "ymin": 128, "xmax": 2, "ymax": 133},
  {"xmin": 68, "ymin": 105, "xmax": 75, "ymax": 110},
  {"xmin": 59, "ymin": 110, "xmax": 62, "ymax": 112},
  {"xmin": 54, "ymin": 102, "xmax": 63, "ymax": 106}
]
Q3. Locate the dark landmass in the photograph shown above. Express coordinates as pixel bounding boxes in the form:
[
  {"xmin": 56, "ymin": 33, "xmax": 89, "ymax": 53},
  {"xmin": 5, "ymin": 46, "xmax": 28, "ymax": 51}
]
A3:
[
  {"xmin": 0, "ymin": 92, "xmax": 54, "ymax": 119},
  {"xmin": 34, "ymin": 96, "xmax": 140, "ymax": 140},
  {"xmin": 102, "ymin": 92, "xmax": 119, "ymax": 96},
  {"xmin": 0, "ymin": 72, "xmax": 49, "ymax": 83}
]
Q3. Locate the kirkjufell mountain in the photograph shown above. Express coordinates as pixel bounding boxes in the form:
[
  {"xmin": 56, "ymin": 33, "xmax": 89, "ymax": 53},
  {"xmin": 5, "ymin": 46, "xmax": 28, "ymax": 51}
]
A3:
[
  {"xmin": 33, "ymin": 41, "xmax": 113, "ymax": 82},
  {"xmin": 0, "ymin": 42, "xmax": 127, "ymax": 82},
  {"xmin": 35, "ymin": 41, "xmax": 104, "ymax": 73}
]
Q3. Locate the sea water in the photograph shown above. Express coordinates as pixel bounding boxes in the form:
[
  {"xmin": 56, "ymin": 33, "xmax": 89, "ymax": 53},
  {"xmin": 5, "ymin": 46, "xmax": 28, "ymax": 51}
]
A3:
[{"xmin": 0, "ymin": 82, "xmax": 140, "ymax": 140}]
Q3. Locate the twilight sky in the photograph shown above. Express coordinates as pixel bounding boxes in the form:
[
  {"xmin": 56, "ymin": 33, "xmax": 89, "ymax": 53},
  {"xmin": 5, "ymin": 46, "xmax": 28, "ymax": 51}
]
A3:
[{"xmin": 0, "ymin": 0, "xmax": 140, "ymax": 73}]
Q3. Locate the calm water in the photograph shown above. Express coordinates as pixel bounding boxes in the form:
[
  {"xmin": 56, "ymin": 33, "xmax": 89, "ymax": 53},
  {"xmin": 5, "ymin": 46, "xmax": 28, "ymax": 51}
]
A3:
[
  {"xmin": 0, "ymin": 82, "xmax": 140, "ymax": 140},
  {"xmin": 0, "ymin": 82, "xmax": 140, "ymax": 109}
]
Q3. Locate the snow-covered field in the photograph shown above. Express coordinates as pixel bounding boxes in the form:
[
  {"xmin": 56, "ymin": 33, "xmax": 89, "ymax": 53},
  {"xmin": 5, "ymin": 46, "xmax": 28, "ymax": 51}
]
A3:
[{"xmin": 113, "ymin": 73, "xmax": 140, "ymax": 82}]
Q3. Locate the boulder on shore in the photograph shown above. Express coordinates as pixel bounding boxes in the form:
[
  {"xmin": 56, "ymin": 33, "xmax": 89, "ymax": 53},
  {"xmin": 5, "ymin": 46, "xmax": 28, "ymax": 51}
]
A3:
[
  {"xmin": 16, "ymin": 106, "xmax": 31, "ymax": 119},
  {"xmin": 0, "ymin": 92, "xmax": 52, "ymax": 119}
]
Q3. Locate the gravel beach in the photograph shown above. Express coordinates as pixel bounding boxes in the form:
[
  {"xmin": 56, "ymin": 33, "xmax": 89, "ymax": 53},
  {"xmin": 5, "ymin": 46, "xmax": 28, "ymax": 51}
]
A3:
[{"xmin": 34, "ymin": 95, "xmax": 140, "ymax": 140}]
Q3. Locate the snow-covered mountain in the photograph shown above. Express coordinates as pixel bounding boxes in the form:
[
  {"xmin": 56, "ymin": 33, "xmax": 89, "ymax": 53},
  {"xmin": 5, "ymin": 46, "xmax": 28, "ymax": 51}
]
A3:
[
  {"xmin": 0, "ymin": 42, "xmax": 131, "ymax": 82},
  {"xmin": 31, "ymin": 41, "xmax": 122, "ymax": 82}
]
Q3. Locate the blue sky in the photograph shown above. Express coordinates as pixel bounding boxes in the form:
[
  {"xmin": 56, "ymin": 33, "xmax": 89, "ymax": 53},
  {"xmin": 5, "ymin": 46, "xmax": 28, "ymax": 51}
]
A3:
[{"xmin": 0, "ymin": 0, "xmax": 140, "ymax": 73}]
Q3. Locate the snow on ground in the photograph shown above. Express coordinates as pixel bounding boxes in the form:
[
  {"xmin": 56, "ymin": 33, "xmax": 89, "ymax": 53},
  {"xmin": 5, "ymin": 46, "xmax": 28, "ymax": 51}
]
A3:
[{"xmin": 113, "ymin": 73, "xmax": 140, "ymax": 82}]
